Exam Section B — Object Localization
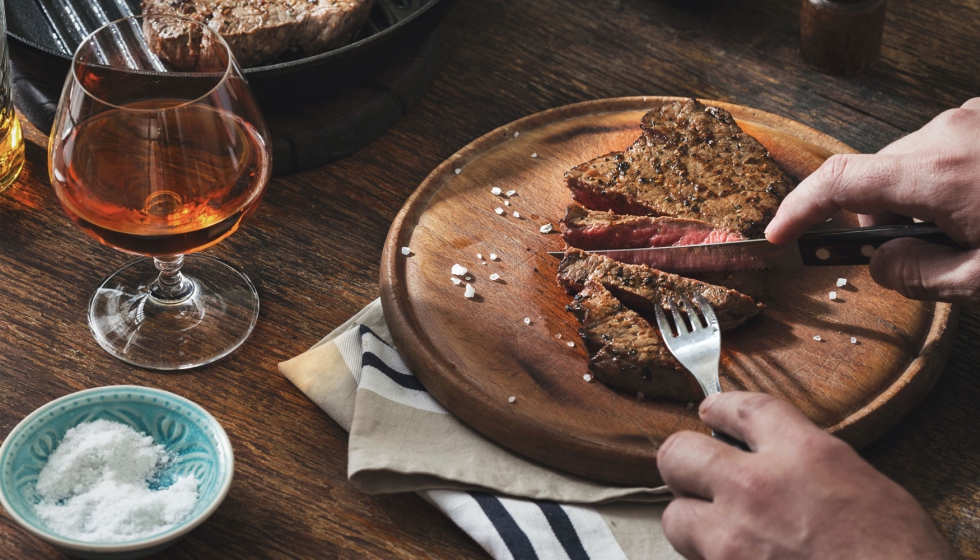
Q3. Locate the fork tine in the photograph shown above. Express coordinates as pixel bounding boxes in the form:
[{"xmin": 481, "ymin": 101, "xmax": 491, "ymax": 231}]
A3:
[
  {"xmin": 677, "ymin": 296, "xmax": 704, "ymax": 331},
  {"xmin": 693, "ymin": 293, "xmax": 719, "ymax": 329},
  {"xmin": 654, "ymin": 304, "xmax": 675, "ymax": 338},
  {"xmin": 667, "ymin": 298, "xmax": 689, "ymax": 333}
]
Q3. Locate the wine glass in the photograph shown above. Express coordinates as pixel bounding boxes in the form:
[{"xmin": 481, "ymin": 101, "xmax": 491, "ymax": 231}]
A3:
[{"xmin": 48, "ymin": 15, "xmax": 272, "ymax": 370}]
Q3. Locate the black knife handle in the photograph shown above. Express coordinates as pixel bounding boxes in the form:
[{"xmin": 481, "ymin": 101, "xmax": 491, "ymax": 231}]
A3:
[{"xmin": 797, "ymin": 223, "xmax": 961, "ymax": 266}]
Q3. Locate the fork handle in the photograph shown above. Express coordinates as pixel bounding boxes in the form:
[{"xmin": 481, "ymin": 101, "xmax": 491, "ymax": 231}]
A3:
[{"xmin": 712, "ymin": 430, "xmax": 751, "ymax": 451}]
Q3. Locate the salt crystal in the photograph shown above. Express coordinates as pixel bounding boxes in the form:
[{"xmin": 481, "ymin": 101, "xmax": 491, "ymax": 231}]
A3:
[
  {"xmin": 826, "ymin": 218, "xmax": 833, "ymax": 222},
  {"xmin": 813, "ymin": 335, "xmax": 822, "ymax": 342},
  {"xmin": 829, "ymin": 291, "xmax": 837, "ymax": 300},
  {"xmin": 556, "ymin": 334, "xmax": 562, "ymax": 339},
  {"xmin": 455, "ymin": 168, "xmax": 462, "ymax": 175},
  {"xmin": 451, "ymin": 277, "xmax": 461, "ymax": 285},
  {"xmin": 490, "ymin": 253, "xmax": 499, "ymax": 261},
  {"xmin": 465, "ymin": 275, "xmax": 472, "ymax": 281},
  {"xmin": 837, "ymin": 278, "xmax": 847, "ymax": 287},
  {"xmin": 400, "ymin": 247, "xmax": 411, "ymax": 256},
  {"xmin": 686, "ymin": 402, "xmax": 694, "ymax": 410},
  {"xmin": 464, "ymin": 284, "xmax": 475, "ymax": 298},
  {"xmin": 514, "ymin": 131, "xmax": 520, "ymax": 138},
  {"xmin": 531, "ymin": 153, "xmax": 538, "ymax": 158},
  {"xmin": 33, "ymin": 419, "xmax": 199, "ymax": 543},
  {"xmin": 567, "ymin": 341, "xmax": 575, "ymax": 347},
  {"xmin": 851, "ymin": 337, "xmax": 858, "ymax": 344},
  {"xmin": 539, "ymin": 223, "xmax": 554, "ymax": 234},
  {"xmin": 583, "ymin": 374, "xmax": 593, "ymax": 382},
  {"xmin": 513, "ymin": 212, "xmax": 521, "ymax": 219},
  {"xmin": 490, "ymin": 273, "xmax": 500, "ymax": 281},
  {"xmin": 506, "ymin": 190, "xmax": 517, "ymax": 197},
  {"xmin": 508, "ymin": 396, "xmax": 516, "ymax": 403},
  {"xmin": 477, "ymin": 253, "xmax": 483, "ymax": 260},
  {"xmin": 637, "ymin": 392, "xmax": 645, "ymax": 400},
  {"xmin": 451, "ymin": 264, "xmax": 467, "ymax": 276},
  {"xmin": 491, "ymin": 187, "xmax": 502, "ymax": 196},
  {"xmin": 495, "ymin": 207, "xmax": 504, "ymax": 215},
  {"xmin": 505, "ymin": 201, "xmax": 511, "ymax": 206}
]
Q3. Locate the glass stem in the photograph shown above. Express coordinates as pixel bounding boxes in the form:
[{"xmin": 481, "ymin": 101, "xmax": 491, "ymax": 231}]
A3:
[{"xmin": 150, "ymin": 255, "xmax": 194, "ymax": 302}]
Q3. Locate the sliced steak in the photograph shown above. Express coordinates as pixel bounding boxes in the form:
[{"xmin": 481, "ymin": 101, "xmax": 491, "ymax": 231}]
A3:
[
  {"xmin": 565, "ymin": 99, "xmax": 794, "ymax": 237},
  {"xmin": 560, "ymin": 203, "xmax": 745, "ymax": 250},
  {"xmin": 558, "ymin": 249, "xmax": 762, "ymax": 331},
  {"xmin": 142, "ymin": 0, "xmax": 376, "ymax": 68},
  {"xmin": 567, "ymin": 280, "xmax": 703, "ymax": 403}
]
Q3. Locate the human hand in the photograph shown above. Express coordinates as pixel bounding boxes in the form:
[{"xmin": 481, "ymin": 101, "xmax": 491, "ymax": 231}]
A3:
[
  {"xmin": 765, "ymin": 98, "xmax": 980, "ymax": 303},
  {"xmin": 658, "ymin": 392, "xmax": 954, "ymax": 560}
]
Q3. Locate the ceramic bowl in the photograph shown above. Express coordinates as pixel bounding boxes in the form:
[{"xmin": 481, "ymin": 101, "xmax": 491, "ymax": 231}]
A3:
[{"xmin": 0, "ymin": 385, "xmax": 234, "ymax": 559}]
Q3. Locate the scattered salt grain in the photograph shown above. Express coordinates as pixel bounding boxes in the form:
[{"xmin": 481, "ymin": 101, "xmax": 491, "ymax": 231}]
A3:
[
  {"xmin": 464, "ymin": 284, "xmax": 475, "ymax": 298},
  {"xmin": 813, "ymin": 335, "xmax": 822, "ymax": 342},
  {"xmin": 539, "ymin": 223, "xmax": 554, "ymax": 234},
  {"xmin": 531, "ymin": 153, "xmax": 538, "ymax": 158},
  {"xmin": 556, "ymin": 334, "xmax": 562, "ymax": 339},
  {"xmin": 637, "ymin": 392, "xmax": 645, "ymax": 400},
  {"xmin": 490, "ymin": 273, "xmax": 500, "ymax": 281},
  {"xmin": 455, "ymin": 168, "xmax": 462, "ymax": 175},
  {"xmin": 686, "ymin": 402, "xmax": 695, "ymax": 410},
  {"xmin": 851, "ymin": 337, "xmax": 858, "ymax": 344},
  {"xmin": 829, "ymin": 291, "xmax": 837, "ymax": 300},
  {"xmin": 514, "ymin": 131, "xmax": 520, "ymax": 138},
  {"xmin": 583, "ymin": 374, "xmax": 593, "ymax": 382},
  {"xmin": 451, "ymin": 277, "xmax": 462, "ymax": 285},
  {"xmin": 513, "ymin": 212, "xmax": 521, "ymax": 219},
  {"xmin": 451, "ymin": 264, "xmax": 467, "ymax": 276},
  {"xmin": 495, "ymin": 207, "xmax": 504, "ymax": 215},
  {"xmin": 506, "ymin": 190, "xmax": 517, "ymax": 197},
  {"xmin": 400, "ymin": 247, "xmax": 411, "ymax": 256},
  {"xmin": 826, "ymin": 218, "xmax": 833, "ymax": 223},
  {"xmin": 33, "ymin": 419, "xmax": 199, "ymax": 543},
  {"xmin": 837, "ymin": 278, "xmax": 847, "ymax": 287},
  {"xmin": 567, "ymin": 341, "xmax": 575, "ymax": 347},
  {"xmin": 477, "ymin": 253, "xmax": 483, "ymax": 260},
  {"xmin": 490, "ymin": 253, "xmax": 499, "ymax": 261},
  {"xmin": 465, "ymin": 275, "xmax": 472, "ymax": 281},
  {"xmin": 491, "ymin": 187, "xmax": 502, "ymax": 196},
  {"xmin": 508, "ymin": 396, "xmax": 516, "ymax": 403},
  {"xmin": 505, "ymin": 201, "xmax": 511, "ymax": 206}
]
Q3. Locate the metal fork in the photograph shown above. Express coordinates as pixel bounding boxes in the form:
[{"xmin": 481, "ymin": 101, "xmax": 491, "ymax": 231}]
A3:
[{"xmin": 654, "ymin": 294, "xmax": 750, "ymax": 451}]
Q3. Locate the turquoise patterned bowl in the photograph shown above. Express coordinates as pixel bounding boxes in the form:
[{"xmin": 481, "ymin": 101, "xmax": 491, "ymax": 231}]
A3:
[{"xmin": 0, "ymin": 386, "xmax": 234, "ymax": 559}]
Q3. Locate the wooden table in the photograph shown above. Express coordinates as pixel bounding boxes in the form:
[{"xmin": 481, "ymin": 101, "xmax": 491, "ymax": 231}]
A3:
[{"xmin": 2, "ymin": 0, "xmax": 979, "ymax": 557}]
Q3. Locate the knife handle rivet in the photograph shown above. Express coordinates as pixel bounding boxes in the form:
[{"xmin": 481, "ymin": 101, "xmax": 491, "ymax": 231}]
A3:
[
  {"xmin": 815, "ymin": 248, "xmax": 831, "ymax": 260},
  {"xmin": 861, "ymin": 245, "xmax": 875, "ymax": 257}
]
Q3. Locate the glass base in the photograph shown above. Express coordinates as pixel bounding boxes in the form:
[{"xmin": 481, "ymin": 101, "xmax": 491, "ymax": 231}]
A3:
[{"xmin": 88, "ymin": 255, "xmax": 259, "ymax": 370}]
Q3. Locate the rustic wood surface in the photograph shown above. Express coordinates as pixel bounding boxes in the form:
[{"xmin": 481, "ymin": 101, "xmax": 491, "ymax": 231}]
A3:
[
  {"xmin": 380, "ymin": 96, "xmax": 955, "ymax": 486},
  {"xmin": 2, "ymin": 0, "xmax": 979, "ymax": 557}
]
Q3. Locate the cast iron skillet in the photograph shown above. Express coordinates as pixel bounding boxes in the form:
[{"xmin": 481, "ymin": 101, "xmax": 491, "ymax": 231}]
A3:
[{"xmin": 5, "ymin": 0, "xmax": 455, "ymax": 108}]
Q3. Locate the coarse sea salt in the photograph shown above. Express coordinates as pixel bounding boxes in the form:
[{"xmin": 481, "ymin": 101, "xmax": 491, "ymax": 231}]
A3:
[
  {"xmin": 506, "ymin": 190, "xmax": 517, "ymax": 197},
  {"xmin": 523, "ymin": 317, "xmax": 531, "ymax": 325},
  {"xmin": 813, "ymin": 335, "xmax": 822, "ymax": 342},
  {"xmin": 567, "ymin": 341, "xmax": 575, "ymax": 347},
  {"xmin": 514, "ymin": 131, "xmax": 520, "ymax": 138},
  {"xmin": 531, "ymin": 153, "xmax": 538, "ymax": 158},
  {"xmin": 490, "ymin": 273, "xmax": 500, "ymax": 281},
  {"xmin": 539, "ymin": 223, "xmax": 554, "ymax": 234},
  {"xmin": 495, "ymin": 207, "xmax": 504, "ymax": 215},
  {"xmin": 508, "ymin": 396, "xmax": 516, "ymax": 403},
  {"xmin": 851, "ymin": 337, "xmax": 858, "ymax": 344},
  {"xmin": 464, "ymin": 284, "xmax": 475, "ymax": 298},
  {"xmin": 489, "ymin": 253, "xmax": 499, "ymax": 261},
  {"xmin": 400, "ymin": 247, "xmax": 411, "ymax": 256},
  {"xmin": 837, "ymin": 278, "xmax": 847, "ymax": 287},
  {"xmin": 505, "ymin": 201, "xmax": 511, "ymax": 206},
  {"xmin": 33, "ymin": 419, "xmax": 199, "ymax": 543},
  {"xmin": 491, "ymin": 187, "xmax": 502, "ymax": 196},
  {"xmin": 513, "ymin": 212, "xmax": 521, "ymax": 219},
  {"xmin": 583, "ymin": 374, "xmax": 593, "ymax": 382},
  {"xmin": 451, "ymin": 264, "xmax": 467, "ymax": 276},
  {"xmin": 829, "ymin": 291, "xmax": 837, "ymax": 300},
  {"xmin": 454, "ymin": 168, "xmax": 461, "ymax": 175},
  {"xmin": 451, "ymin": 277, "xmax": 461, "ymax": 285},
  {"xmin": 477, "ymin": 253, "xmax": 483, "ymax": 260}
]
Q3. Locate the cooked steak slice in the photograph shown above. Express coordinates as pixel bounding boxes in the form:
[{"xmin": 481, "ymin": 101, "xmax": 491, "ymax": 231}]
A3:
[
  {"xmin": 142, "ymin": 0, "xmax": 376, "ymax": 68},
  {"xmin": 560, "ymin": 203, "xmax": 745, "ymax": 251},
  {"xmin": 564, "ymin": 99, "xmax": 794, "ymax": 237},
  {"xmin": 558, "ymin": 249, "xmax": 762, "ymax": 331},
  {"xmin": 567, "ymin": 281, "xmax": 703, "ymax": 403}
]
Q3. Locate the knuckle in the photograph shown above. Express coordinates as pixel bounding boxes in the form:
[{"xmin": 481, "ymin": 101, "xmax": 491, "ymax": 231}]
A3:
[
  {"xmin": 921, "ymin": 151, "xmax": 967, "ymax": 179},
  {"xmin": 711, "ymin": 531, "xmax": 748, "ymax": 560},
  {"xmin": 730, "ymin": 464, "xmax": 774, "ymax": 496},
  {"xmin": 935, "ymin": 107, "xmax": 977, "ymax": 128},
  {"xmin": 818, "ymin": 153, "xmax": 850, "ymax": 192},
  {"xmin": 734, "ymin": 393, "xmax": 781, "ymax": 424}
]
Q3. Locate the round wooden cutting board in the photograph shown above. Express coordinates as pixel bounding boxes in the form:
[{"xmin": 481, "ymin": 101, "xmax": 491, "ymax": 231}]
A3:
[{"xmin": 380, "ymin": 97, "xmax": 958, "ymax": 487}]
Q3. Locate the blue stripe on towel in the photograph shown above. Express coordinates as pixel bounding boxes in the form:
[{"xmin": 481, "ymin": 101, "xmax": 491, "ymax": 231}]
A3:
[
  {"xmin": 469, "ymin": 492, "xmax": 539, "ymax": 560},
  {"xmin": 361, "ymin": 352, "xmax": 428, "ymax": 392},
  {"xmin": 537, "ymin": 501, "xmax": 590, "ymax": 560}
]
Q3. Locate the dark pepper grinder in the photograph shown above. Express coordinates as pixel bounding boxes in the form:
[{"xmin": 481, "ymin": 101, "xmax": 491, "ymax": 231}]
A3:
[{"xmin": 800, "ymin": 0, "xmax": 887, "ymax": 75}]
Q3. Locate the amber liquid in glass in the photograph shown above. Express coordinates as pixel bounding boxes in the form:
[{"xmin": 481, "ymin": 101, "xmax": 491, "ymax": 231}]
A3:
[
  {"xmin": 50, "ymin": 100, "xmax": 269, "ymax": 256},
  {"xmin": 0, "ymin": 38, "xmax": 25, "ymax": 192}
]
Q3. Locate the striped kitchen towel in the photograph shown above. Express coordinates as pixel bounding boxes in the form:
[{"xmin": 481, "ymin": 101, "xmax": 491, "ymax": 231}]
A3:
[{"xmin": 280, "ymin": 299, "xmax": 681, "ymax": 560}]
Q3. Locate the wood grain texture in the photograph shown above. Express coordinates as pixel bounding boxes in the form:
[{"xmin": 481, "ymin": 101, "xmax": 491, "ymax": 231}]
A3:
[
  {"xmin": 2, "ymin": 0, "xmax": 980, "ymax": 557},
  {"xmin": 380, "ymin": 97, "xmax": 955, "ymax": 486}
]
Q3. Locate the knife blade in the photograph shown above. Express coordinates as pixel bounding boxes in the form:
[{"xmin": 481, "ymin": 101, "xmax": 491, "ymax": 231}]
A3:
[{"xmin": 547, "ymin": 223, "xmax": 960, "ymax": 274}]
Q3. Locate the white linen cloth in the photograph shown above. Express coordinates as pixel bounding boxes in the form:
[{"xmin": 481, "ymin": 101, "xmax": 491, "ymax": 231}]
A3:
[{"xmin": 279, "ymin": 299, "xmax": 682, "ymax": 560}]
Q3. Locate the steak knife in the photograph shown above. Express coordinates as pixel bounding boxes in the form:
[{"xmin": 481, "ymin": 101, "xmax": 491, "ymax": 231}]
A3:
[{"xmin": 547, "ymin": 223, "xmax": 960, "ymax": 274}]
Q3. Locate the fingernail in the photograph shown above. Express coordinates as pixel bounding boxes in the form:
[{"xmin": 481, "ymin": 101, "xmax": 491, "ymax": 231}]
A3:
[{"xmin": 700, "ymin": 393, "xmax": 720, "ymax": 415}]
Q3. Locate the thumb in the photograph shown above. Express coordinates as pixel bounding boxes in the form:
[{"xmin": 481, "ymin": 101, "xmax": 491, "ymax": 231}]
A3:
[{"xmin": 870, "ymin": 237, "xmax": 980, "ymax": 303}]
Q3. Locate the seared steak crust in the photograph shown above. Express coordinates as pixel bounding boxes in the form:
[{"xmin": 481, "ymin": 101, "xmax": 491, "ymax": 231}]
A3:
[
  {"xmin": 558, "ymin": 249, "xmax": 762, "ymax": 331},
  {"xmin": 565, "ymin": 99, "xmax": 794, "ymax": 237},
  {"xmin": 142, "ymin": 0, "xmax": 376, "ymax": 68},
  {"xmin": 560, "ymin": 203, "xmax": 745, "ymax": 251},
  {"xmin": 567, "ymin": 281, "xmax": 703, "ymax": 403}
]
